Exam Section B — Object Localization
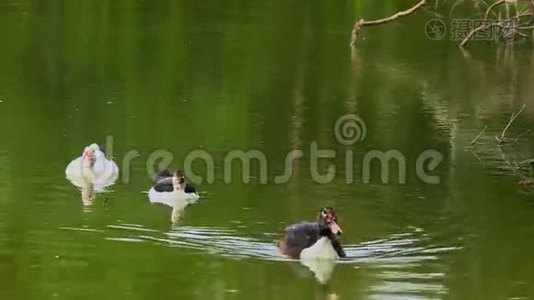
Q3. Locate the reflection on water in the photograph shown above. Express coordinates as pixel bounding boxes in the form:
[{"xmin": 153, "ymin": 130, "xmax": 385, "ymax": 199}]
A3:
[
  {"xmin": 60, "ymin": 223, "xmax": 458, "ymax": 298},
  {"xmin": 0, "ymin": 151, "xmax": 9, "ymax": 248},
  {"xmin": 147, "ymin": 188, "xmax": 199, "ymax": 225},
  {"xmin": 300, "ymin": 258, "xmax": 336, "ymax": 285},
  {"xmin": 1, "ymin": 0, "xmax": 534, "ymax": 299}
]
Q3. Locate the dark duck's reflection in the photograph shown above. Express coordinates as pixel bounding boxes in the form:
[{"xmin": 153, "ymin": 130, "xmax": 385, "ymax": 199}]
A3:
[{"xmin": 148, "ymin": 170, "xmax": 199, "ymax": 224}]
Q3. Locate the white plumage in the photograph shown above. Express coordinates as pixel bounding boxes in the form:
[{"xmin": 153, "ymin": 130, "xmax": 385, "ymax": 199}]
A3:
[
  {"xmin": 300, "ymin": 236, "xmax": 339, "ymax": 260},
  {"xmin": 65, "ymin": 143, "xmax": 119, "ymax": 191},
  {"xmin": 65, "ymin": 143, "xmax": 119, "ymax": 205},
  {"xmin": 148, "ymin": 185, "xmax": 199, "ymax": 224}
]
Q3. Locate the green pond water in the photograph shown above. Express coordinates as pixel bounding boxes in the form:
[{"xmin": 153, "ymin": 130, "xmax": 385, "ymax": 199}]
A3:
[{"xmin": 1, "ymin": 1, "xmax": 534, "ymax": 299}]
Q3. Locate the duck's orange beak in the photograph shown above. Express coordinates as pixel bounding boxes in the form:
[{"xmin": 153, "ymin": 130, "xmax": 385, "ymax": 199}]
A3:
[{"xmin": 329, "ymin": 221, "xmax": 342, "ymax": 235}]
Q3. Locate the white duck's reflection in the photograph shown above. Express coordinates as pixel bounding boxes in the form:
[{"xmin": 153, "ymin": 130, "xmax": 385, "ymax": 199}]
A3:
[
  {"xmin": 148, "ymin": 170, "xmax": 199, "ymax": 224},
  {"xmin": 65, "ymin": 143, "xmax": 119, "ymax": 206}
]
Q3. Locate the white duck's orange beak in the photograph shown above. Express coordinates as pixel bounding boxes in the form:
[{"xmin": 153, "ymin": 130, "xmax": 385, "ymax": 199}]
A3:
[{"xmin": 329, "ymin": 221, "xmax": 342, "ymax": 235}]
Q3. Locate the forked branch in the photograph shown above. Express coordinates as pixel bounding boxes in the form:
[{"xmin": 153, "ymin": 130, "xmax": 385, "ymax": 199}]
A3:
[
  {"xmin": 350, "ymin": 0, "xmax": 428, "ymax": 46},
  {"xmin": 460, "ymin": 0, "xmax": 506, "ymax": 47},
  {"xmin": 495, "ymin": 104, "xmax": 526, "ymax": 144}
]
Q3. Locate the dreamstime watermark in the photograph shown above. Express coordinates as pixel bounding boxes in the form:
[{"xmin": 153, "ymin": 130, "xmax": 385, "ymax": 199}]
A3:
[
  {"xmin": 425, "ymin": 18, "xmax": 514, "ymax": 41},
  {"xmin": 97, "ymin": 114, "xmax": 444, "ymax": 185}
]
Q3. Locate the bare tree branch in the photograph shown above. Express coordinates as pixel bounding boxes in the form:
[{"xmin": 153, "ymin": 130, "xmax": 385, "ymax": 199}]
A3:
[
  {"xmin": 350, "ymin": 0, "xmax": 427, "ymax": 46},
  {"xmin": 497, "ymin": 145, "xmax": 528, "ymax": 180},
  {"xmin": 471, "ymin": 125, "xmax": 488, "ymax": 145},
  {"xmin": 495, "ymin": 104, "xmax": 526, "ymax": 144},
  {"xmin": 460, "ymin": 0, "xmax": 507, "ymax": 47}
]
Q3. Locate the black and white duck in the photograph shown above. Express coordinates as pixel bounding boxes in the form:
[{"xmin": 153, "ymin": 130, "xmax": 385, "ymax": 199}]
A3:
[
  {"xmin": 278, "ymin": 207, "xmax": 346, "ymax": 260},
  {"xmin": 148, "ymin": 170, "xmax": 199, "ymax": 224}
]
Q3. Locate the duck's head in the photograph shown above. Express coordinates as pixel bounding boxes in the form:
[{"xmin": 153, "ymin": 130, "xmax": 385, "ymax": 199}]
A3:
[
  {"xmin": 88, "ymin": 143, "xmax": 100, "ymax": 152},
  {"xmin": 317, "ymin": 207, "xmax": 342, "ymax": 236},
  {"xmin": 172, "ymin": 170, "xmax": 186, "ymax": 190},
  {"xmin": 82, "ymin": 146, "xmax": 95, "ymax": 162}
]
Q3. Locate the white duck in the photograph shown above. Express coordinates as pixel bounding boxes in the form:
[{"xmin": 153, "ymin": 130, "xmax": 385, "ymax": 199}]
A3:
[
  {"xmin": 65, "ymin": 143, "xmax": 119, "ymax": 205},
  {"xmin": 148, "ymin": 170, "xmax": 199, "ymax": 224}
]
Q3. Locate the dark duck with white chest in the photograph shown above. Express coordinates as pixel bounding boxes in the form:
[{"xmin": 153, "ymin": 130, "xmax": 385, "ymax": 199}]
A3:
[
  {"xmin": 278, "ymin": 207, "xmax": 346, "ymax": 259},
  {"xmin": 152, "ymin": 170, "xmax": 198, "ymax": 195},
  {"xmin": 148, "ymin": 170, "xmax": 199, "ymax": 224}
]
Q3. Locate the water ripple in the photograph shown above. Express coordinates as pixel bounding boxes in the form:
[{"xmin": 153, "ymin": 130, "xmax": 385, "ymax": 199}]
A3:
[
  {"xmin": 58, "ymin": 222, "xmax": 458, "ymax": 297},
  {"xmin": 100, "ymin": 223, "xmax": 458, "ymax": 267}
]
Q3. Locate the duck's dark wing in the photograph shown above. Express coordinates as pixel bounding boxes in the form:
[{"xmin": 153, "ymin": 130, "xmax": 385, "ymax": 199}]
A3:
[
  {"xmin": 154, "ymin": 170, "xmax": 173, "ymax": 183},
  {"xmin": 285, "ymin": 222, "xmax": 320, "ymax": 247},
  {"xmin": 153, "ymin": 177, "xmax": 174, "ymax": 192},
  {"xmin": 278, "ymin": 222, "xmax": 319, "ymax": 258},
  {"xmin": 184, "ymin": 183, "xmax": 197, "ymax": 194}
]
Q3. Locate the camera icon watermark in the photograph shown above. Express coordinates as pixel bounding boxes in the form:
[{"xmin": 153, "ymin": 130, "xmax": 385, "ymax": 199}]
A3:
[
  {"xmin": 424, "ymin": 18, "xmax": 514, "ymax": 41},
  {"xmin": 425, "ymin": 19, "xmax": 447, "ymax": 41}
]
